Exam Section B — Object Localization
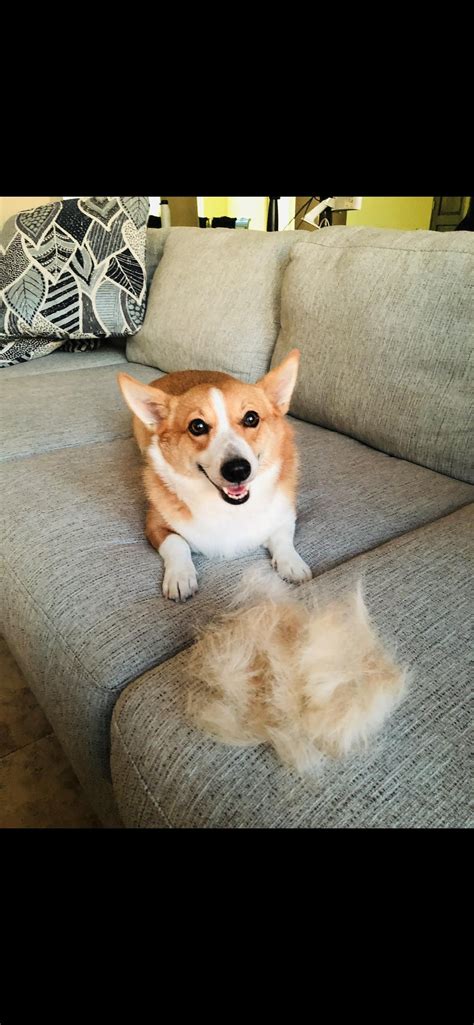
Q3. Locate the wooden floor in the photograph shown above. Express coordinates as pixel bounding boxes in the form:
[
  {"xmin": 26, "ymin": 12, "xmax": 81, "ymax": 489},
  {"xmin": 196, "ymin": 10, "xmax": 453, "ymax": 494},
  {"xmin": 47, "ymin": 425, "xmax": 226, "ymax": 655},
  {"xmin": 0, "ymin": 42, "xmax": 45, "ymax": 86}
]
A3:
[{"xmin": 0, "ymin": 636, "xmax": 101, "ymax": 829}]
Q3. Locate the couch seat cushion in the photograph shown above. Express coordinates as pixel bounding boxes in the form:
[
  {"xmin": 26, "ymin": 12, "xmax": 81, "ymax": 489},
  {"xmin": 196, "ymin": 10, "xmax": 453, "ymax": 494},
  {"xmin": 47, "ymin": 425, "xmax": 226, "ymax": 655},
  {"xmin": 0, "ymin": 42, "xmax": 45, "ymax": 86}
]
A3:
[
  {"xmin": 0, "ymin": 341, "xmax": 128, "ymax": 378},
  {"xmin": 110, "ymin": 506, "xmax": 473, "ymax": 828},
  {"xmin": 0, "ymin": 360, "xmax": 161, "ymax": 460}
]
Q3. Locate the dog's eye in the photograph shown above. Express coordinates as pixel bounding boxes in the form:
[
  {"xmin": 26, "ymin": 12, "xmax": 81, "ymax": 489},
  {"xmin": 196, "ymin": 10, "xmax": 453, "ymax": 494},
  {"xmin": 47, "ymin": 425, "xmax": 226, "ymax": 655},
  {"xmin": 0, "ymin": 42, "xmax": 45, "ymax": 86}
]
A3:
[
  {"xmin": 242, "ymin": 410, "xmax": 260, "ymax": 428},
  {"xmin": 188, "ymin": 419, "xmax": 209, "ymax": 436}
]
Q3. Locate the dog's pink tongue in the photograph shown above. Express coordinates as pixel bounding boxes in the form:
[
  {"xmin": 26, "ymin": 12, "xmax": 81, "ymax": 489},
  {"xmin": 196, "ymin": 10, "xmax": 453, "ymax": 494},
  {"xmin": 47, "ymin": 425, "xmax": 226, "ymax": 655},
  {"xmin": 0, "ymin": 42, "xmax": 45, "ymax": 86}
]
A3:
[{"xmin": 225, "ymin": 485, "xmax": 247, "ymax": 497}]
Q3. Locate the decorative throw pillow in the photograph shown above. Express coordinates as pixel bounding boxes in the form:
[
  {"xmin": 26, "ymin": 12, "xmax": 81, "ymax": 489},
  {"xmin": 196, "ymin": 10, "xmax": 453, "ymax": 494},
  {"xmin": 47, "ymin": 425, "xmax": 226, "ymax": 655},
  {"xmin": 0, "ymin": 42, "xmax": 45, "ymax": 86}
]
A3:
[{"xmin": 0, "ymin": 196, "xmax": 150, "ymax": 367}]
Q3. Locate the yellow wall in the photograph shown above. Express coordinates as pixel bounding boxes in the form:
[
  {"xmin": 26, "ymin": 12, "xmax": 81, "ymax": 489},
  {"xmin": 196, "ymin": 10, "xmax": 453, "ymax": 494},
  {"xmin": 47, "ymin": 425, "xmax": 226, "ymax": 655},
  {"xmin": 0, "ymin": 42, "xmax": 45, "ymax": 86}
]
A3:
[
  {"xmin": 0, "ymin": 196, "xmax": 62, "ymax": 229},
  {"xmin": 227, "ymin": 197, "xmax": 268, "ymax": 231},
  {"xmin": 201, "ymin": 197, "xmax": 229, "ymax": 221},
  {"xmin": 346, "ymin": 197, "xmax": 433, "ymax": 230}
]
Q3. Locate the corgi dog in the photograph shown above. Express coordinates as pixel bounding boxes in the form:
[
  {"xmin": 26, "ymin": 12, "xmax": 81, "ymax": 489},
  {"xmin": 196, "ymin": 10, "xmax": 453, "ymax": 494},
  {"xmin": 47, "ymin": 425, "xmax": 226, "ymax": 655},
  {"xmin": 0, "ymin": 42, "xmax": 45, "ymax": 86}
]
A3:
[{"xmin": 117, "ymin": 349, "xmax": 312, "ymax": 601}]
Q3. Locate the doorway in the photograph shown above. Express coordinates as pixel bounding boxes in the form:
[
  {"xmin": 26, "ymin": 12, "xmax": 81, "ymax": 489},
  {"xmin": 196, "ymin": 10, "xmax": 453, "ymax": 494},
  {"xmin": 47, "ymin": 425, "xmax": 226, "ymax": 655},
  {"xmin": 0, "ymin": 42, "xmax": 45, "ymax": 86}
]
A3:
[{"xmin": 430, "ymin": 197, "xmax": 470, "ymax": 231}]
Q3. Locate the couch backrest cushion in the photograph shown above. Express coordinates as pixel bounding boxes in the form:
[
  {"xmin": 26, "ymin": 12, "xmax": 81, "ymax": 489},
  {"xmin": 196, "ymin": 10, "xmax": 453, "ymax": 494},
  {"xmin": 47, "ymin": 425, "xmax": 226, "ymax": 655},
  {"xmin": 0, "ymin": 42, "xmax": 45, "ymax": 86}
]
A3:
[
  {"xmin": 145, "ymin": 227, "xmax": 169, "ymax": 288},
  {"xmin": 272, "ymin": 227, "xmax": 474, "ymax": 483},
  {"xmin": 127, "ymin": 226, "xmax": 306, "ymax": 381}
]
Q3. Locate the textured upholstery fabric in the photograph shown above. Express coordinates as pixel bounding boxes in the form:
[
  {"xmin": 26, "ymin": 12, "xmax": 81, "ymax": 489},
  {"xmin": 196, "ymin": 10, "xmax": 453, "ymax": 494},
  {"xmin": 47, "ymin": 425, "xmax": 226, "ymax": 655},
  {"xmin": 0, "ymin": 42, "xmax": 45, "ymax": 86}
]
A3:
[
  {"xmin": 126, "ymin": 227, "xmax": 309, "ymax": 379},
  {"xmin": 1, "ymin": 408, "xmax": 472, "ymax": 822},
  {"xmin": 0, "ymin": 362, "xmax": 162, "ymax": 460},
  {"xmin": 0, "ymin": 341, "xmax": 128, "ymax": 378},
  {"xmin": 1, "ymin": 197, "xmax": 150, "ymax": 366},
  {"xmin": 272, "ymin": 227, "xmax": 474, "ymax": 484},
  {"xmin": 111, "ymin": 506, "xmax": 473, "ymax": 828},
  {"xmin": 0, "ymin": 223, "xmax": 162, "ymax": 374},
  {"xmin": 145, "ymin": 227, "xmax": 169, "ymax": 288}
]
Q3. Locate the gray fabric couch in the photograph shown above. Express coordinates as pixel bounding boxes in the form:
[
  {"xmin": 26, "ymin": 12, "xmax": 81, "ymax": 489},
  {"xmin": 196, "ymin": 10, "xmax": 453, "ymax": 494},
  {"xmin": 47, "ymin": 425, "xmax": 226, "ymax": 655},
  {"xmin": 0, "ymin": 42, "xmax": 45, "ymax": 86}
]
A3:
[{"xmin": 1, "ymin": 225, "xmax": 472, "ymax": 829}]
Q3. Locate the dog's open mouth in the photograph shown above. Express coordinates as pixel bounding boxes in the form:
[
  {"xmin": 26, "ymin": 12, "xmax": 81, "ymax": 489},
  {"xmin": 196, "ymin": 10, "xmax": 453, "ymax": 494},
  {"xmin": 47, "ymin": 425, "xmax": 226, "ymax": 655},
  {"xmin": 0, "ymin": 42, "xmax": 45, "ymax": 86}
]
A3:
[
  {"xmin": 198, "ymin": 465, "xmax": 250, "ymax": 505},
  {"xmin": 221, "ymin": 484, "xmax": 250, "ymax": 505}
]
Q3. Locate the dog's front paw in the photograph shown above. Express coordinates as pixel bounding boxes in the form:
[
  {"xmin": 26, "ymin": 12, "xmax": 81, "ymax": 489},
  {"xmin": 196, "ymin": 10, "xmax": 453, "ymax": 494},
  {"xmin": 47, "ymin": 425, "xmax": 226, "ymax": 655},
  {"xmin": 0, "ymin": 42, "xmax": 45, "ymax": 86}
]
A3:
[
  {"xmin": 162, "ymin": 565, "xmax": 198, "ymax": 601},
  {"xmin": 272, "ymin": 551, "xmax": 312, "ymax": 584}
]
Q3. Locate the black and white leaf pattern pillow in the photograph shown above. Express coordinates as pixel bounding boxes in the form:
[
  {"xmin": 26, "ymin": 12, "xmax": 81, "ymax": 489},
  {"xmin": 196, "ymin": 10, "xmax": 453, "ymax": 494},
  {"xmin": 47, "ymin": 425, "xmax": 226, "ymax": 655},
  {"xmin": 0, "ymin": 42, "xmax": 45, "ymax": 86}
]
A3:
[{"xmin": 0, "ymin": 196, "xmax": 150, "ymax": 367}]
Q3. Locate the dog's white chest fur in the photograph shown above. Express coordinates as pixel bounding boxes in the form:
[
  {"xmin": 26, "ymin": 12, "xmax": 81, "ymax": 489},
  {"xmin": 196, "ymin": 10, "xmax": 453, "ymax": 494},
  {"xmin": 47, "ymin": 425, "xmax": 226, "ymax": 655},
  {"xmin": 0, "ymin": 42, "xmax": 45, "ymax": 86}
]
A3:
[{"xmin": 148, "ymin": 440, "xmax": 295, "ymax": 558}]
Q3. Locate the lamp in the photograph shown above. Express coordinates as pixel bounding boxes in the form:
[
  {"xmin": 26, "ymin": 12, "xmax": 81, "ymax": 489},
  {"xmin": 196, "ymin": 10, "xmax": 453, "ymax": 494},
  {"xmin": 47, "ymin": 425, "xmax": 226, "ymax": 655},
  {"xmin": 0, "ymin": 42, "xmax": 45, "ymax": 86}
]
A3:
[{"xmin": 303, "ymin": 196, "xmax": 363, "ymax": 228}]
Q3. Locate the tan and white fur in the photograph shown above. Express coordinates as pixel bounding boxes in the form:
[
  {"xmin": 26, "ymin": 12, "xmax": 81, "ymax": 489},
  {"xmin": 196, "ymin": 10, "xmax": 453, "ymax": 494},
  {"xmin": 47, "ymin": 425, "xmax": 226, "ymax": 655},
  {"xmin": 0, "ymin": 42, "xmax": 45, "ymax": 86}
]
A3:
[
  {"xmin": 186, "ymin": 568, "xmax": 408, "ymax": 773},
  {"xmin": 118, "ymin": 350, "xmax": 311, "ymax": 600}
]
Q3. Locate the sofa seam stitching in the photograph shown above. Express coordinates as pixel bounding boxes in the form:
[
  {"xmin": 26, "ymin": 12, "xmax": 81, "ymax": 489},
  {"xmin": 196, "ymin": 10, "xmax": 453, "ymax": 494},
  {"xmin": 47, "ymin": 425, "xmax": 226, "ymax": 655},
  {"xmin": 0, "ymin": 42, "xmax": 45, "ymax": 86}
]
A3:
[
  {"xmin": 0, "ymin": 433, "xmax": 134, "ymax": 464},
  {"xmin": 306, "ymin": 500, "xmax": 474, "ymax": 577},
  {"xmin": 292, "ymin": 236, "xmax": 474, "ymax": 257},
  {"xmin": 111, "ymin": 719, "xmax": 172, "ymax": 828}
]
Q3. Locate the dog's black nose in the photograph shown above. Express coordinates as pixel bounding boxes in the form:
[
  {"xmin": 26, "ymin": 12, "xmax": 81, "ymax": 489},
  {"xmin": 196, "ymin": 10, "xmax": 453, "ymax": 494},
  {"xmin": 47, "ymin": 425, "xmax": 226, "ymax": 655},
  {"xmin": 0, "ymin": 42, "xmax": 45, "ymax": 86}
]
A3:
[{"xmin": 221, "ymin": 458, "xmax": 251, "ymax": 483}]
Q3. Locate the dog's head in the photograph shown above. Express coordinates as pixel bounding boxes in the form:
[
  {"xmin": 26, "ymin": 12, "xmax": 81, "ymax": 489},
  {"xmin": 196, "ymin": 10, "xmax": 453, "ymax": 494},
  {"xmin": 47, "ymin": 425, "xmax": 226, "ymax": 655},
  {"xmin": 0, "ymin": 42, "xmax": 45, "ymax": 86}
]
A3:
[{"xmin": 118, "ymin": 350, "xmax": 299, "ymax": 506}]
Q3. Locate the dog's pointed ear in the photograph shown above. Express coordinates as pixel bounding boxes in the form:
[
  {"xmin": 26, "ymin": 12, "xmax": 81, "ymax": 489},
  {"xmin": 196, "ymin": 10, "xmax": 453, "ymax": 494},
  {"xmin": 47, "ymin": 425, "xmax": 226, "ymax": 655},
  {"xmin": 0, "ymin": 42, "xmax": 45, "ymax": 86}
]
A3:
[
  {"xmin": 258, "ymin": 349, "xmax": 300, "ymax": 414},
  {"xmin": 117, "ymin": 373, "xmax": 171, "ymax": 427}
]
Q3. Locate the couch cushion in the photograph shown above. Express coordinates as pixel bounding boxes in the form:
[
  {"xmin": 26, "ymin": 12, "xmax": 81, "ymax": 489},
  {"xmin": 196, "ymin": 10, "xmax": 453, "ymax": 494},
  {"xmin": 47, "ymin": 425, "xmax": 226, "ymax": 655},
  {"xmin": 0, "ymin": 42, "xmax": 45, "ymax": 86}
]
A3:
[
  {"xmin": 0, "ymin": 341, "xmax": 128, "ymax": 378},
  {"xmin": 145, "ymin": 227, "xmax": 169, "ymax": 288},
  {"xmin": 1, "ymin": 414, "xmax": 472, "ymax": 823},
  {"xmin": 0, "ymin": 360, "xmax": 161, "ymax": 460},
  {"xmin": 126, "ymin": 226, "xmax": 309, "ymax": 380},
  {"xmin": 110, "ymin": 505, "xmax": 473, "ymax": 828},
  {"xmin": 272, "ymin": 226, "xmax": 474, "ymax": 484}
]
